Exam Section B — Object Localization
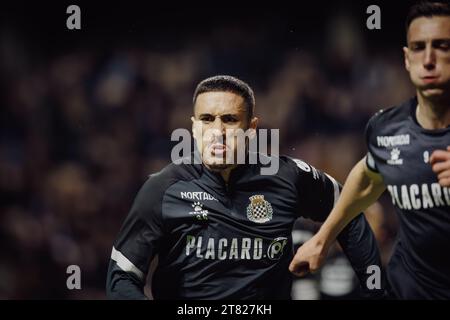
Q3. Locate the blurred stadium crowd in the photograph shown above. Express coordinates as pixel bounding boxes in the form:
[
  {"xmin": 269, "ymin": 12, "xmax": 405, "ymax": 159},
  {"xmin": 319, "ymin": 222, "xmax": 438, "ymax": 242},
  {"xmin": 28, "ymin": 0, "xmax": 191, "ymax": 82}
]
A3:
[{"xmin": 0, "ymin": 4, "xmax": 416, "ymax": 299}]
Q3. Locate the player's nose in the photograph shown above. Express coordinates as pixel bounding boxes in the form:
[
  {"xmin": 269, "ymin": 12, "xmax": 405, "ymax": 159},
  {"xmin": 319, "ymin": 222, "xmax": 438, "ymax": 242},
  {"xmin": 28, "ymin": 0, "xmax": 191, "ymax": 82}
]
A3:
[
  {"xmin": 423, "ymin": 46, "xmax": 436, "ymax": 70},
  {"xmin": 211, "ymin": 117, "xmax": 225, "ymax": 134}
]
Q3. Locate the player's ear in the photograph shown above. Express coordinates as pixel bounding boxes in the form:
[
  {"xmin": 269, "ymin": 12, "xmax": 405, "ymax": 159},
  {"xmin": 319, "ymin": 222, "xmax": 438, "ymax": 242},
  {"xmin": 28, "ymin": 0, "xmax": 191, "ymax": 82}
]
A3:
[
  {"xmin": 248, "ymin": 117, "xmax": 258, "ymax": 139},
  {"xmin": 403, "ymin": 46, "xmax": 410, "ymax": 71},
  {"xmin": 250, "ymin": 117, "xmax": 258, "ymax": 130},
  {"xmin": 191, "ymin": 116, "xmax": 198, "ymax": 138}
]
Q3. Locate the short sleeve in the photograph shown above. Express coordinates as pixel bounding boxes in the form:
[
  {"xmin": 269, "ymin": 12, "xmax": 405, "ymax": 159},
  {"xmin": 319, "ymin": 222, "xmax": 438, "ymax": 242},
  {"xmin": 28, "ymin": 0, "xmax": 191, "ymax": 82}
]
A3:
[
  {"xmin": 111, "ymin": 175, "xmax": 166, "ymax": 281},
  {"xmin": 288, "ymin": 157, "xmax": 341, "ymax": 222},
  {"xmin": 365, "ymin": 111, "xmax": 383, "ymax": 173}
]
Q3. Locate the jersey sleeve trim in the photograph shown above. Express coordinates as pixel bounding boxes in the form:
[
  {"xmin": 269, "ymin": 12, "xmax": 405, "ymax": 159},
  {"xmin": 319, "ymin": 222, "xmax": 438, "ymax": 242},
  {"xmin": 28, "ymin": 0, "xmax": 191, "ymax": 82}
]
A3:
[
  {"xmin": 365, "ymin": 153, "xmax": 379, "ymax": 173},
  {"xmin": 324, "ymin": 173, "xmax": 340, "ymax": 206},
  {"xmin": 111, "ymin": 246, "xmax": 145, "ymax": 281}
]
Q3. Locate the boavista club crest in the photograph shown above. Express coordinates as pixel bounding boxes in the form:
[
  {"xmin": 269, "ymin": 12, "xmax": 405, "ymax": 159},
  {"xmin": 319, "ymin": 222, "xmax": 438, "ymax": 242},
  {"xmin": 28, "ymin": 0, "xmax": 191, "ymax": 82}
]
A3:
[{"xmin": 246, "ymin": 195, "xmax": 273, "ymax": 224}]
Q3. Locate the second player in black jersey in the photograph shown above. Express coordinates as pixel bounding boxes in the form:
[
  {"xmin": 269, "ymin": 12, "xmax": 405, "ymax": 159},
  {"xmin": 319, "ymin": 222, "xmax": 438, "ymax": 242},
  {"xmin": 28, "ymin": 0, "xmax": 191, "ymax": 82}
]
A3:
[{"xmin": 290, "ymin": 1, "xmax": 450, "ymax": 299}]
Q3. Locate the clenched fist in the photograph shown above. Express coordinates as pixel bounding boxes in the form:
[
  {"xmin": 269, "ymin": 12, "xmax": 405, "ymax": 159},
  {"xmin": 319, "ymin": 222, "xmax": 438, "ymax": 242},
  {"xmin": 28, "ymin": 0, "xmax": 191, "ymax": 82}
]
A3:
[
  {"xmin": 430, "ymin": 146, "xmax": 450, "ymax": 187},
  {"xmin": 288, "ymin": 234, "xmax": 330, "ymax": 277}
]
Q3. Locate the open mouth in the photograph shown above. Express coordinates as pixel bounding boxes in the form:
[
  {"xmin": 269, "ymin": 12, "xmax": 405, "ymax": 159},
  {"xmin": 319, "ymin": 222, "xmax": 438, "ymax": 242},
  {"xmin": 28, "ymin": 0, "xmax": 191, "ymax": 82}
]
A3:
[{"xmin": 210, "ymin": 143, "xmax": 227, "ymax": 156}]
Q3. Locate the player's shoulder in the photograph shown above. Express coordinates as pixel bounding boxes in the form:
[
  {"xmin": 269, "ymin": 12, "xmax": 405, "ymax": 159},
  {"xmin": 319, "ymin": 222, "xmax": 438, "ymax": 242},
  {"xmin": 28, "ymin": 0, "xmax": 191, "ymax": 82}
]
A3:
[
  {"xmin": 280, "ymin": 155, "xmax": 310, "ymax": 170},
  {"xmin": 368, "ymin": 97, "xmax": 414, "ymax": 129},
  {"xmin": 132, "ymin": 158, "xmax": 202, "ymax": 216},
  {"xmin": 279, "ymin": 155, "xmax": 321, "ymax": 179},
  {"xmin": 250, "ymin": 153, "xmax": 305, "ymax": 178},
  {"xmin": 142, "ymin": 159, "xmax": 201, "ymax": 196}
]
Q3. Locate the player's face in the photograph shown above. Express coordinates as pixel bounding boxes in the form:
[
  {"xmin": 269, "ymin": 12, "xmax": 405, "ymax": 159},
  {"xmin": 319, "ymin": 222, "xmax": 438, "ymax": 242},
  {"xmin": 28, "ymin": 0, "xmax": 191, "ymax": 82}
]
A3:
[
  {"xmin": 404, "ymin": 16, "xmax": 450, "ymax": 100},
  {"xmin": 192, "ymin": 91, "xmax": 257, "ymax": 171}
]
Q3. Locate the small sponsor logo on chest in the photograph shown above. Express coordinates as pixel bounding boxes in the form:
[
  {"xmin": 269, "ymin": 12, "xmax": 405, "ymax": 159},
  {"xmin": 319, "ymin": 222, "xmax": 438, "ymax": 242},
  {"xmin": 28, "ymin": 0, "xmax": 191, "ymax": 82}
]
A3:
[
  {"xmin": 377, "ymin": 134, "xmax": 410, "ymax": 148},
  {"xmin": 180, "ymin": 191, "xmax": 217, "ymax": 201},
  {"xmin": 387, "ymin": 148, "xmax": 403, "ymax": 165}
]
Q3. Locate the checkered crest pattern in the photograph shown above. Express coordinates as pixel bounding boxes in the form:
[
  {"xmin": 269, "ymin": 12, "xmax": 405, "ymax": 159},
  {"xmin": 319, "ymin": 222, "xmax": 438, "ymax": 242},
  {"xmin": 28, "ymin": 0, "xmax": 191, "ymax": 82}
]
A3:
[{"xmin": 247, "ymin": 195, "xmax": 273, "ymax": 223}]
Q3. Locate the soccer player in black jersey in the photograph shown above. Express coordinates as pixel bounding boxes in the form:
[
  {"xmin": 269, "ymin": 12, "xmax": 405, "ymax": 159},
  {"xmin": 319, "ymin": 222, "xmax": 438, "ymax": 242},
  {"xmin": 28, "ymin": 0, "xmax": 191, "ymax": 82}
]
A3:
[
  {"xmin": 290, "ymin": 1, "xmax": 450, "ymax": 299},
  {"xmin": 106, "ymin": 75, "xmax": 382, "ymax": 299}
]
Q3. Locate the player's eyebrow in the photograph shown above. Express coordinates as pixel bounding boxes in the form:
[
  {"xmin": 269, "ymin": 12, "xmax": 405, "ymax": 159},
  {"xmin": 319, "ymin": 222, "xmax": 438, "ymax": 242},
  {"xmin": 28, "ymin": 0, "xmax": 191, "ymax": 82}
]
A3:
[
  {"xmin": 409, "ymin": 38, "xmax": 450, "ymax": 44},
  {"xmin": 198, "ymin": 113, "xmax": 239, "ymax": 118},
  {"xmin": 408, "ymin": 38, "xmax": 450, "ymax": 50},
  {"xmin": 408, "ymin": 40, "xmax": 426, "ymax": 48},
  {"xmin": 432, "ymin": 38, "xmax": 450, "ymax": 44}
]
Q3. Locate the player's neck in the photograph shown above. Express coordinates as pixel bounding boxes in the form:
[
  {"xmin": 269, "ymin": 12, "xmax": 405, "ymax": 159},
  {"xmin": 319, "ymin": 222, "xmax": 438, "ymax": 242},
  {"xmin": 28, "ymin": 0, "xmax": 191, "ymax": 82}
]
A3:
[
  {"xmin": 416, "ymin": 94, "xmax": 450, "ymax": 130},
  {"xmin": 220, "ymin": 165, "xmax": 237, "ymax": 183}
]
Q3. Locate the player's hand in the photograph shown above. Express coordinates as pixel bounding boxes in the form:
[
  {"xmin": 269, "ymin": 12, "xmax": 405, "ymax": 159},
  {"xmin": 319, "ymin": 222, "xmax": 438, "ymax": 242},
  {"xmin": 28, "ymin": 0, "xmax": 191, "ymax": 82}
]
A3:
[
  {"xmin": 430, "ymin": 146, "xmax": 450, "ymax": 187},
  {"xmin": 289, "ymin": 234, "xmax": 330, "ymax": 277}
]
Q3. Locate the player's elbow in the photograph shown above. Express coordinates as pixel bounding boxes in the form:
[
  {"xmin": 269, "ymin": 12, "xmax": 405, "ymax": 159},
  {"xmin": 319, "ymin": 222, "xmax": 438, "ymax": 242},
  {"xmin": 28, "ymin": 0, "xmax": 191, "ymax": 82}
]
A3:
[
  {"xmin": 106, "ymin": 261, "xmax": 148, "ymax": 300},
  {"xmin": 106, "ymin": 263, "xmax": 121, "ymax": 300},
  {"xmin": 105, "ymin": 281, "xmax": 117, "ymax": 300}
]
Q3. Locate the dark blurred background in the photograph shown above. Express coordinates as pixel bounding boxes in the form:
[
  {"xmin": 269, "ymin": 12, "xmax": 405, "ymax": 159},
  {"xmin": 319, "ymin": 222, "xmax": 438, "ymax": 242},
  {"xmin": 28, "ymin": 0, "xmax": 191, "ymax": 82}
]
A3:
[{"xmin": 1, "ymin": 0, "xmax": 417, "ymax": 299}]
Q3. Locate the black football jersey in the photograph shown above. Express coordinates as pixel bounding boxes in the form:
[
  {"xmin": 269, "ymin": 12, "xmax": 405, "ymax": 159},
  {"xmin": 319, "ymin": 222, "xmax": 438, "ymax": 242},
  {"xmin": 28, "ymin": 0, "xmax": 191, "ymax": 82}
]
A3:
[
  {"xmin": 107, "ymin": 154, "xmax": 381, "ymax": 299},
  {"xmin": 366, "ymin": 97, "xmax": 450, "ymax": 299}
]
